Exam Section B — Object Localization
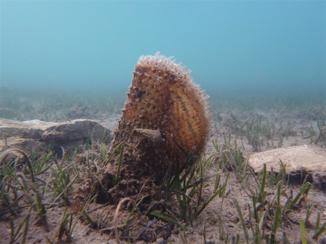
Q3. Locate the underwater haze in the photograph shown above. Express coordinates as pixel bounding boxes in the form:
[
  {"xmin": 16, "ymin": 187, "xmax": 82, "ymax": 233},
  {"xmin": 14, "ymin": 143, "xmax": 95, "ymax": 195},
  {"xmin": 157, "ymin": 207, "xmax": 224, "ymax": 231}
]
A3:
[{"xmin": 1, "ymin": 0, "xmax": 326, "ymax": 105}]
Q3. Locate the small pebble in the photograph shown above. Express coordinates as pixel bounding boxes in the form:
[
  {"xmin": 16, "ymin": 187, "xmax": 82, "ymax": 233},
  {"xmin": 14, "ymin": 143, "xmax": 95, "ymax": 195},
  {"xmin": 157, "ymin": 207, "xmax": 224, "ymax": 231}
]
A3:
[
  {"xmin": 319, "ymin": 235, "xmax": 326, "ymax": 244},
  {"xmin": 157, "ymin": 237, "xmax": 167, "ymax": 244},
  {"xmin": 205, "ymin": 241, "xmax": 216, "ymax": 244}
]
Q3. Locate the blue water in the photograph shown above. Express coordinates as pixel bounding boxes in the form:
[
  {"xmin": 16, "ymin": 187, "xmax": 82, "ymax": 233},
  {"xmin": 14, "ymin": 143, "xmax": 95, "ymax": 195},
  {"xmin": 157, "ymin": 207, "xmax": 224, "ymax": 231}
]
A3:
[{"xmin": 1, "ymin": 0, "xmax": 325, "ymax": 102}]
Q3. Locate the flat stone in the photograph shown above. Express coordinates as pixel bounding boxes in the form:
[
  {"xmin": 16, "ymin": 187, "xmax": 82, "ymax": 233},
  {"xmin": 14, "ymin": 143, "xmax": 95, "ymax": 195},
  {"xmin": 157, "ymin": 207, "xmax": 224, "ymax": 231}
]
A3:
[
  {"xmin": 0, "ymin": 118, "xmax": 111, "ymax": 155},
  {"xmin": 41, "ymin": 119, "xmax": 111, "ymax": 144},
  {"xmin": 249, "ymin": 145, "xmax": 326, "ymax": 190}
]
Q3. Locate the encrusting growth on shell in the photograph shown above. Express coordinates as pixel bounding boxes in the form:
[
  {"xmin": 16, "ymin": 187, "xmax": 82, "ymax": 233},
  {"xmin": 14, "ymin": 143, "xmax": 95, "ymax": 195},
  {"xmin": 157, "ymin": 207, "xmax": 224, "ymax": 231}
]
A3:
[{"xmin": 107, "ymin": 54, "xmax": 210, "ymax": 182}]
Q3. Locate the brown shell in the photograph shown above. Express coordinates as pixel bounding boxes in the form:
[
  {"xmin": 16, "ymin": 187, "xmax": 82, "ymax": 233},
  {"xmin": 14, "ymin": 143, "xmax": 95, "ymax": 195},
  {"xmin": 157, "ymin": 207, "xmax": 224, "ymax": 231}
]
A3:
[{"xmin": 108, "ymin": 54, "xmax": 209, "ymax": 180}]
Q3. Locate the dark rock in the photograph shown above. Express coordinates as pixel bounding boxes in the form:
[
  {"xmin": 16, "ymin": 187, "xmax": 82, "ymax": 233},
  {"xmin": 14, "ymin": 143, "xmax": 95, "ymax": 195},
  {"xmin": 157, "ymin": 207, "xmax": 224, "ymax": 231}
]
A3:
[
  {"xmin": 42, "ymin": 119, "xmax": 111, "ymax": 144},
  {"xmin": 319, "ymin": 235, "xmax": 326, "ymax": 244}
]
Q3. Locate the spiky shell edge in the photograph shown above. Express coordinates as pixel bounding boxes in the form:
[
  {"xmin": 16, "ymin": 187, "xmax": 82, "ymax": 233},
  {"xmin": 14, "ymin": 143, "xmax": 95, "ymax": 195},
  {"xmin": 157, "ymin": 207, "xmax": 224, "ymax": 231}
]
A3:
[{"xmin": 137, "ymin": 53, "xmax": 212, "ymax": 153}]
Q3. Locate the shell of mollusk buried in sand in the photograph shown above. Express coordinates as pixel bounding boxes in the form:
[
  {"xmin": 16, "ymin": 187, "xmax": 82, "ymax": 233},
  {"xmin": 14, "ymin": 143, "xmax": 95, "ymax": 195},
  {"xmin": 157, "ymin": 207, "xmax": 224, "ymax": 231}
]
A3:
[{"xmin": 113, "ymin": 54, "xmax": 210, "ymax": 173}]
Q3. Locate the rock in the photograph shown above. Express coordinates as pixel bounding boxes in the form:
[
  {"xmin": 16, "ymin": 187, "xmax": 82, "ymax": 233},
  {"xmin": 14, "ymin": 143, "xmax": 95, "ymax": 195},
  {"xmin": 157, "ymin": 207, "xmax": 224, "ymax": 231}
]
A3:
[
  {"xmin": 157, "ymin": 238, "xmax": 168, "ymax": 244},
  {"xmin": 41, "ymin": 119, "xmax": 111, "ymax": 144},
  {"xmin": 0, "ymin": 119, "xmax": 57, "ymax": 139},
  {"xmin": 318, "ymin": 235, "xmax": 326, "ymax": 244},
  {"xmin": 249, "ymin": 145, "xmax": 326, "ymax": 190},
  {"xmin": 0, "ymin": 118, "xmax": 111, "ymax": 155}
]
